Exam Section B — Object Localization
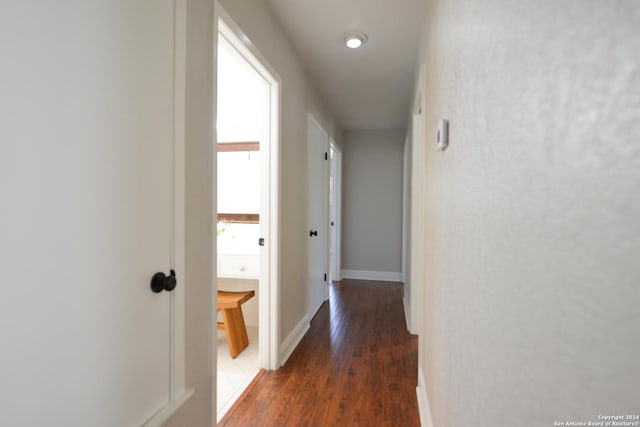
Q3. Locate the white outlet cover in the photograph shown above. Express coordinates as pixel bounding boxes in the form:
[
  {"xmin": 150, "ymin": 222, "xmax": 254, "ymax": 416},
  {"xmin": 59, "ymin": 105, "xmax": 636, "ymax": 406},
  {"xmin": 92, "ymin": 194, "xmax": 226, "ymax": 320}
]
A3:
[{"xmin": 436, "ymin": 119, "xmax": 449, "ymax": 151}]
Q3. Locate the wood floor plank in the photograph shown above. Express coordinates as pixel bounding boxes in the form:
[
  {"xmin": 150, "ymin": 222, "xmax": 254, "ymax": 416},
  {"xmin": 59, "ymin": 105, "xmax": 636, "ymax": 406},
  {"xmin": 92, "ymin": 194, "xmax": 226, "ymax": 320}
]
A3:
[{"xmin": 218, "ymin": 279, "xmax": 420, "ymax": 427}]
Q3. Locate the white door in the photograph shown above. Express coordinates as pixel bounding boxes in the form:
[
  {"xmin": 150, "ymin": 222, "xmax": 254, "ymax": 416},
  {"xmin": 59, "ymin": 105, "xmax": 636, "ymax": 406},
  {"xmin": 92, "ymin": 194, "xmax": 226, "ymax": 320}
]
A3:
[
  {"xmin": 329, "ymin": 143, "xmax": 342, "ymax": 282},
  {"xmin": 1, "ymin": 2, "xmax": 176, "ymax": 426},
  {"xmin": 307, "ymin": 116, "xmax": 329, "ymax": 317}
]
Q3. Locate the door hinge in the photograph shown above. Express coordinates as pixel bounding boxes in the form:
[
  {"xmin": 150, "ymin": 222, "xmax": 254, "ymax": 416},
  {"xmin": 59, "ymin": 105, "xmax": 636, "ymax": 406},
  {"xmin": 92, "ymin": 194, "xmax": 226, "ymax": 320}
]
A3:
[
  {"xmin": 324, "ymin": 152, "xmax": 328, "ymax": 160},
  {"xmin": 324, "ymin": 273, "xmax": 327, "ymax": 282}
]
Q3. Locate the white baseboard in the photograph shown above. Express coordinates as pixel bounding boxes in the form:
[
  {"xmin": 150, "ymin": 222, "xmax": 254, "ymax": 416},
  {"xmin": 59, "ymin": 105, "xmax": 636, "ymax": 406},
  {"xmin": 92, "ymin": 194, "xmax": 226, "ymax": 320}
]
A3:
[
  {"xmin": 416, "ymin": 367, "xmax": 434, "ymax": 427},
  {"xmin": 341, "ymin": 269, "xmax": 402, "ymax": 282},
  {"xmin": 279, "ymin": 313, "xmax": 310, "ymax": 367}
]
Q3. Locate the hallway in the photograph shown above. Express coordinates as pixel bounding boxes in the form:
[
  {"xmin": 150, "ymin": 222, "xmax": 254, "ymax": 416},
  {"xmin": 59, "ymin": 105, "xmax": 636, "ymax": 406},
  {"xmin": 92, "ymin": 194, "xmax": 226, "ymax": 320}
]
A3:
[{"xmin": 218, "ymin": 279, "xmax": 419, "ymax": 426}]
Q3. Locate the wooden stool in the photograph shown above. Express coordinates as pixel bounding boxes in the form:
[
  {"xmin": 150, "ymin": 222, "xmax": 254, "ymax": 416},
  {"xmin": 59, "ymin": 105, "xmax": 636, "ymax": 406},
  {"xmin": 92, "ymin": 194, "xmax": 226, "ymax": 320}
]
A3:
[{"xmin": 217, "ymin": 290, "xmax": 255, "ymax": 359}]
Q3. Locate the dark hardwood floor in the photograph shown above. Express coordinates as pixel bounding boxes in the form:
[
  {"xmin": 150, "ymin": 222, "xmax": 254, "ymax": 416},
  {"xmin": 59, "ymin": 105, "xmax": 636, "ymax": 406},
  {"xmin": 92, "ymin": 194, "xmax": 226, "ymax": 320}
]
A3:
[{"xmin": 218, "ymin": 279, "xmax": 420, "ymax": 427}]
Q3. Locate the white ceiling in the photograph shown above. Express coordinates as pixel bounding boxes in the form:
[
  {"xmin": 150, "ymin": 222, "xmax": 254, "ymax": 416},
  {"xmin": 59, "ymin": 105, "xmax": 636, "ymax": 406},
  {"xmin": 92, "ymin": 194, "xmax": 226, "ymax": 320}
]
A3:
[{"xmin": 265, "ymin": 0, "xmax": 426, "ymax": 131}]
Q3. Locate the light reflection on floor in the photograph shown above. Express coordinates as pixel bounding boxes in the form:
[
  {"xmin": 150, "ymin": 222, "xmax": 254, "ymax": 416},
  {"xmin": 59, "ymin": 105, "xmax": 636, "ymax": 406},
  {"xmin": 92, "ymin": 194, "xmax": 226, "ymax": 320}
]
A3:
[{"xmin": 328, "ymin": 282, "xmax": 347, "ymax": 357}]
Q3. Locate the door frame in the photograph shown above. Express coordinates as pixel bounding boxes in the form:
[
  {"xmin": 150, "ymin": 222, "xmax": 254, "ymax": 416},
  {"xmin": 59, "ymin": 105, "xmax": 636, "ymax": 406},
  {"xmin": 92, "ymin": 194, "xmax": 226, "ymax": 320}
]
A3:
[
  {"xmin": 161, "ymin": 0, "xmax": 190, "ymax": 418},
  {"xmin": 408, "ymin": 65, "xmax": 425, "ymax": 336},
  {"xmin": 402, "ymin": 134, "xmax": 411, "ymax": 323},
  {"xmin": 214, "ymin": 5, "xmax": 281, "ymax": 372}
]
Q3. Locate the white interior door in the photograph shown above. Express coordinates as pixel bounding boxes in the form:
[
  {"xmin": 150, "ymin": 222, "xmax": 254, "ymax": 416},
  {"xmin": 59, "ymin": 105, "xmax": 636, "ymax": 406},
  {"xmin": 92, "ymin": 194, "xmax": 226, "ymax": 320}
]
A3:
[
  {"xmin": 329, "ymin": 143, "xmax": 342, "ymax": 282},
  {"xmin": 307, "ymin": 116, "xmax": 329, "ymax": 317},
  {"xmin": 1, "ymin": 2, "xmax": 176, "ymax": 426}
]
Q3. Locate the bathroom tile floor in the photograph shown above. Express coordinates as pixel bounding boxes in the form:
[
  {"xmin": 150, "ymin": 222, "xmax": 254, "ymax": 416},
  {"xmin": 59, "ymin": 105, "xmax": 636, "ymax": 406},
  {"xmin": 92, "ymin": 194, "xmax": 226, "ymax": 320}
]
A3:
[{"xmin": 216, "ymin": 326, "xmax": 260, "ymax": 422}]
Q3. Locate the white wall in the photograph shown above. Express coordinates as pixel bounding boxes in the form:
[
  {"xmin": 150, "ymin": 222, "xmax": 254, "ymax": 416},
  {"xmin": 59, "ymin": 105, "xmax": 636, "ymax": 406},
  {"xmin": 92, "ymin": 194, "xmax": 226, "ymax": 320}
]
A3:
[
  {"xmin": 415, "ymin": 1, "xmax": 640, "ymax": 425},
  {"xmin": 342, "ymin": 129, "xmax": 404, "ymax": 280},
  {"xmin": 218, "ymin": 0, "xmax": 341, "ymax": 351}
]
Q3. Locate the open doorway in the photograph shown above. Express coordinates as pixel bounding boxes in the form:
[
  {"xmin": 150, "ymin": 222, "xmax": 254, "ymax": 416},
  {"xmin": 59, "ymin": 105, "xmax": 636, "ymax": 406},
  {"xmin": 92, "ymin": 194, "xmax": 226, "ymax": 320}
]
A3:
[{"xmin": 215, "ymin": 14, "xmax": 280, "ymax": 422}]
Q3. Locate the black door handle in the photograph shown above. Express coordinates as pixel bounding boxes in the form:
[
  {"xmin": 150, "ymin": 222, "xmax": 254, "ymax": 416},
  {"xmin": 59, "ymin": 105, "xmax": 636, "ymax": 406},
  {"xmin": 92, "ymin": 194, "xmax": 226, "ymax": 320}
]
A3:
[
  {"xmin": 309, "ymin": 230, "xmax": 318, "ymax": 237},
  {"xmin": 151, "ymin": 269, "xmax": 177, "ymax": 293}
]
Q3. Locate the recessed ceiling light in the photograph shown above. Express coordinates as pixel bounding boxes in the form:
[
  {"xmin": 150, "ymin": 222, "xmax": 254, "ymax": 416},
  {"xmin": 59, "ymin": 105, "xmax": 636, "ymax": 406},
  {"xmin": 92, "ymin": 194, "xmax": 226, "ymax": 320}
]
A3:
[{"xmin": 343, "ymin": 32, "xmax": 367, "ymax": 49}]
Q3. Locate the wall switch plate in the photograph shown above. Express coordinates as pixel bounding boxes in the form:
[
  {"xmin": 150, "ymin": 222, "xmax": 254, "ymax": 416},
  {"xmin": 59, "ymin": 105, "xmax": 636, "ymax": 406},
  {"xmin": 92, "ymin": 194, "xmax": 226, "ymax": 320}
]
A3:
[{"xmin": 436, "ymin": 119, "xmax": 449, "ymax": 151}]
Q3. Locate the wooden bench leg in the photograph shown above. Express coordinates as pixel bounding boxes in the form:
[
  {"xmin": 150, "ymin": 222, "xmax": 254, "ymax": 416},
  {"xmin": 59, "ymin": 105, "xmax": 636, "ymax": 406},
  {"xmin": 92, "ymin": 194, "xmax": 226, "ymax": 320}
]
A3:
[{"xmin": 221, "ymin": 307, "xmax": 249, "ymax": 359}]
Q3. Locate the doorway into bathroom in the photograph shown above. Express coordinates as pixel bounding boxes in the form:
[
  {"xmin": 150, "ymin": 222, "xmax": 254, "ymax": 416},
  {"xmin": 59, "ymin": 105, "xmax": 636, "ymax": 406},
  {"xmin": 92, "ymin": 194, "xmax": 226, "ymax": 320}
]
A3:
[{"xmin": 215, "ymin": 15, "xmax": 280, "ymax": 422}]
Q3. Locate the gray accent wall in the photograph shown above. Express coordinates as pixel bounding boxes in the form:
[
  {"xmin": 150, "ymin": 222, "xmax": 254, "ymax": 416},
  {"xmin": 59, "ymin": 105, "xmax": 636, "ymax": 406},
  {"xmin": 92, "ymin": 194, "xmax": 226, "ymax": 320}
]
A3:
[{"xmin": 342, "ymin": 129, "xmax": 405, "ymax": 275}]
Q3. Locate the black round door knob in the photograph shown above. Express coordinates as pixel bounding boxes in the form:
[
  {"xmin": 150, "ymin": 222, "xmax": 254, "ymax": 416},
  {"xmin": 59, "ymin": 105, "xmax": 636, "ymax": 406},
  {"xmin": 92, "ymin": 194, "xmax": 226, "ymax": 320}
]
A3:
[
  {"xmin": 309, "ymin": 230, "xmax": 318, "ymax": 237},
  {"xmin": 164, "ymin": 270, "xmax": 177, "ymax": 291},
  {"xmin": 151, "ymin": 270, "xmax": 177, "ymax": 293}
]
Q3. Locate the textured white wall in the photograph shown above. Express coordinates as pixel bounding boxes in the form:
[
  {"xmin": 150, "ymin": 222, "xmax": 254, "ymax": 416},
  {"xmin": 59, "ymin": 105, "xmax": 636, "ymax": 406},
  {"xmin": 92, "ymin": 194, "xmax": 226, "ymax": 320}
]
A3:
[
  {"xmin": 218, "ymin": 0, "xmax": 341, "ymax": 345},
  {"xmin": 417, "ymin": 1, "xmax": 640, "ymax": 425},
  {"xmin": 342, "ymin": 129, "xmax": 405, "ymax": 274}
]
